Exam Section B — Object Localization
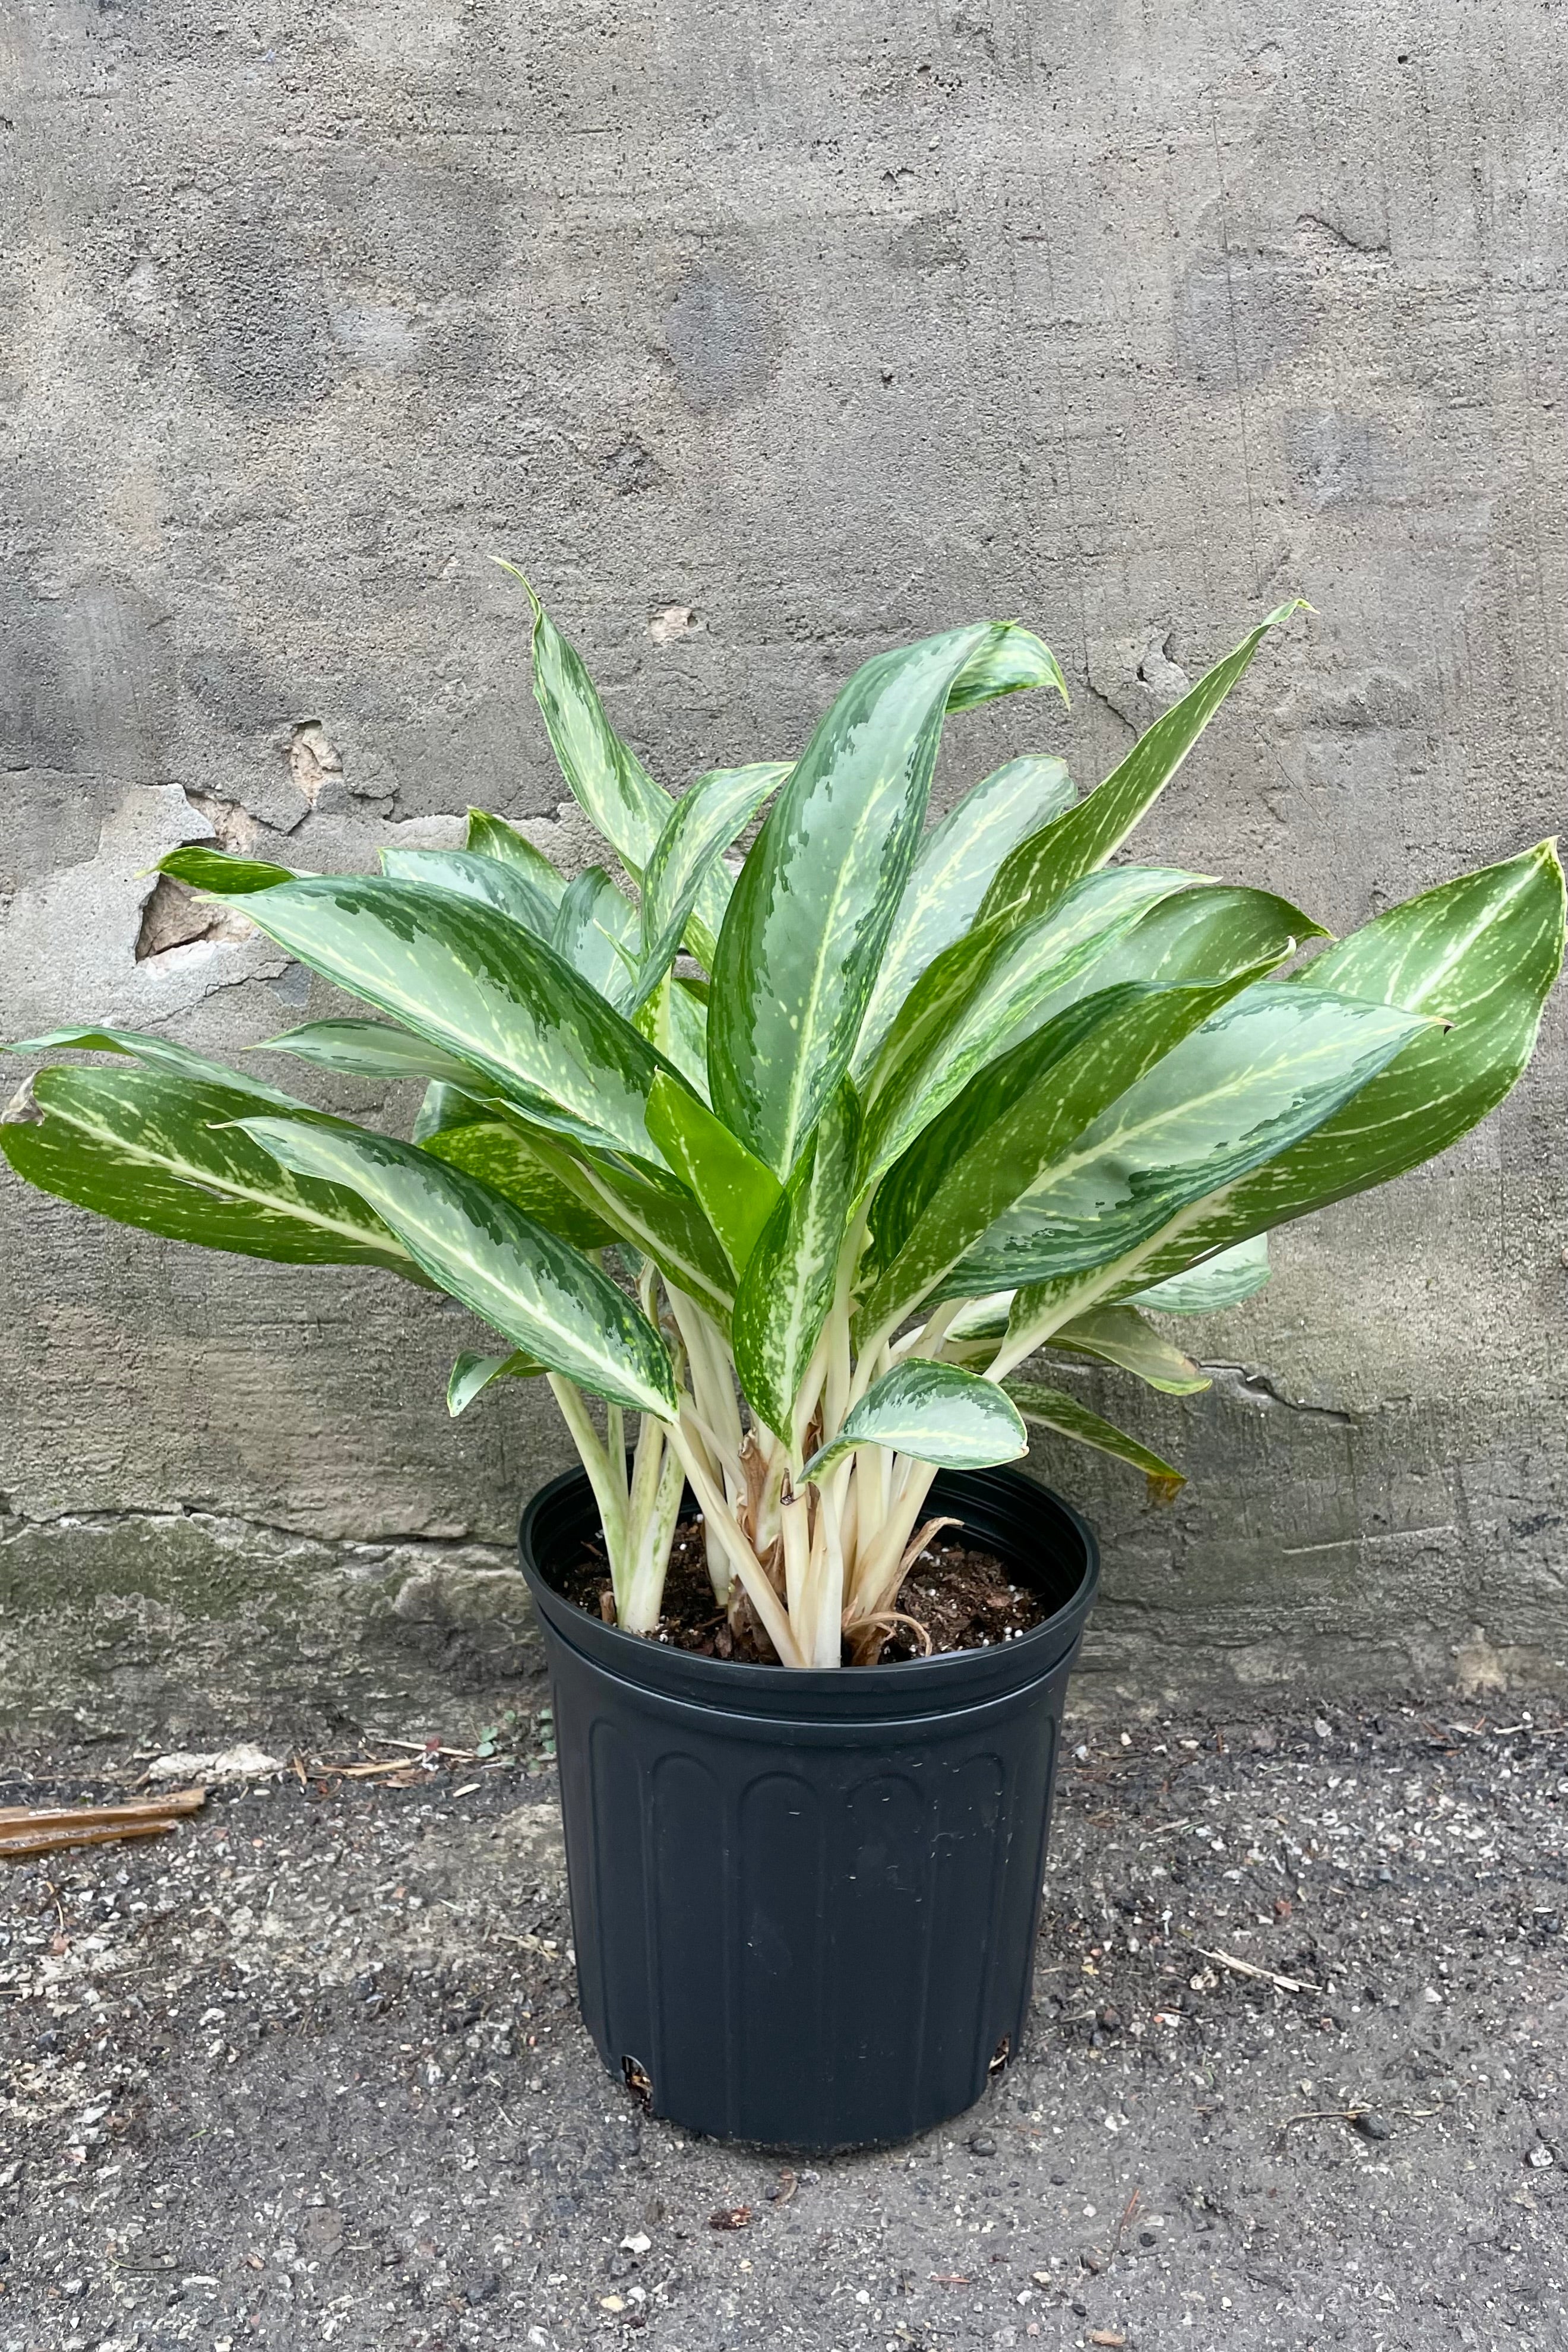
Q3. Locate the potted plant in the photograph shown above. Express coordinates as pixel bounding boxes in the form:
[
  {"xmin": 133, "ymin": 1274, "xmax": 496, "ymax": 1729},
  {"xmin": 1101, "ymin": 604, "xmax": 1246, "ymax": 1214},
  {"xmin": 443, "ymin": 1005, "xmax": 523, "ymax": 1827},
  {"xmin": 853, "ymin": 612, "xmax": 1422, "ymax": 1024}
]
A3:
[{"xmin": 4, "ymin": 578, "xmax": 1561, "ymax": 2150}]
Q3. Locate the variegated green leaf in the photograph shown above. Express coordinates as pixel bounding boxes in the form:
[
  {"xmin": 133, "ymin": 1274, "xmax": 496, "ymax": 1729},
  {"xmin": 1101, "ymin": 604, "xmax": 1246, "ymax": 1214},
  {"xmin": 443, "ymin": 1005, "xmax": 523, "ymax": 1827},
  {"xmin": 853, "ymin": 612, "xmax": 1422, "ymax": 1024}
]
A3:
[
  {"xmin": 1004, "ymin": 1380, "xmax": 1184, "ymax": 1501},
  {"xmin": 633, "ymin": 763, "xmax": 789, "ymax": 1013},
  {"xmin": 1131, "ymin": 1235, "xmax": 1270, "ymax": 1313},
  {"xmin": 508, "ymin": 1118, "xmax": 735, "ymax": 1320},
  {"xmin": 1036, "ymin": 884, "xmax": 1327, "ymax": 1013},
  {"xmin": 980, "ymin": 603, "xmax": 1303, "ymax": 930},
  {"xmin": 853, "ymin": 754, "xmax": 1076, "ymax": 1076},
  {"xmin": 1121, "ymin": 842, "xmax": 1567, "ymax": 1295},
  {"xmin": 1049, "ymin": 1304, "xmax": 1209, "ymax": 1393},
  {"xmin": 710, "ymin": 621, "xmax": 1068, "ymax": 1177},
  {"xmin": 156, "ymin": 846, "xmax": 298, "ymax": 894},
  {"xmin": 645, "ymin": 1069, "xmax": 782, "ymax": 1279},
  {"xmin": 634, "ymin": 972, "xmax": 710, "ymax": 1102},
  {"xmin": 258, "ymin": 1019, "xmax": 479, "ymax": 1086},
  {"xmin": 946, "ymin": 625, "xmax": 1070, "ymax": 713},
  {"xmin": 947, "ymin": 984, "xmax": 1436, "ymax": 1295},
  {"xmin": 464, "ymin": 810, "xmax": 569, "ymax": 909},
  {"xmin": 212, "ymin": 874, "xmax": 677, "ymax": 1163},
  {"xmin": 0, "ymin": 1067, "xmax": 417, "ymax": 1275},
  {"xmin": 5, "ymin": 1025, "xmax": 302, "ymax": 1107},
  {"xmin": 732, "ymin": 1080, "xmax": 860, "ymax": 1441},
  {"xmin": 500, "ymin": 562, "xmax": 671, "ymax": 870},
  {"xmin": 858, "ymin": 866, "xmax": 1209, "ymax": 1190},
  {"xmin": 239, "ymin": 1115, "xmax": 678, "ymax": 1415},
  {"xmin": 803, "ymin": 1360, "xmax": 1027, "ymax": 1485},
  {"xmin": 381, "ymin": 846, "xmax": 558, "ymax": 936},
  {"xmin": 858, "ymin": 963, "xmax": 1271, "ymax": 1338},
  {"xmin": 447, "ymin": 1349, "xmax": 545, "ymax": 1416},
  {"xmin": 419, "ymin": 1117, "xmax": 618, "ymax": 1250},
  {"xmin": 552, "ymin": 865, "xmax": 642, "ymax": 1007}
]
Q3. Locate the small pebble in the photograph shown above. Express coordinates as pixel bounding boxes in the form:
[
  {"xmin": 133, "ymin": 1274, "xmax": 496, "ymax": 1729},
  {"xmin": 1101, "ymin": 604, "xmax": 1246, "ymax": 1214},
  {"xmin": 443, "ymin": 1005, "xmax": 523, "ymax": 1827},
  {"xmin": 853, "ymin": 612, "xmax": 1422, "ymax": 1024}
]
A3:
[
  {"xmin": 969, "ymin": 2134, "xmax": 997, "ymax": 2157},
  {"xmin": 1354, "ymin": 2110, "xmax": 1392, "ymax": 2141}
]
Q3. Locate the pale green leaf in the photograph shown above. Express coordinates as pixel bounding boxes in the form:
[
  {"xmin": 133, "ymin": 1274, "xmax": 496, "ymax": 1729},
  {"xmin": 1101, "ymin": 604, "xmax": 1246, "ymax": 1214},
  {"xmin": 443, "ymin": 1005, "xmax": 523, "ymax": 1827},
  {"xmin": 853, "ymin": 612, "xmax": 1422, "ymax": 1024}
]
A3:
[
  {"xmin": 710, "ymin": 621, "xmax": 1064, "ymax": 1176},
  {"xmin": 1049, "ymin": 1304, "xmax": 1210, "ymax": 1394},
  {"xmin": 552, "ymin": 867, "xmax": 641, "ymax": 1008},
  {"xmin": 803, "ymin": 1360, "xmax": 1027, "ymax": 1485},
  {"xmin": 4, "ymin": 1025, "xmax": 303, "ymax": 1106},
  {"xmin": 633, "ymin": 763, "xmax": 788, "ymax": 1013},
  {"xmin": 1131, "ymin": 1235, "xmax": 1271, "ymax": 1313},
  {"xmin": 464, "ymin": 810, "xmax": 569, "ymax": 909},
  {"xmin": 381, "ymin": 846, "xmax": 558, "ymax": 935},
  {"xmin": 946, "ymin": 625, "xmax": 1070, "ymax": 712},
  {"xmin": 258, "ymin": 1019, "xmax": 479, "ymax": 1086},
  {"xmin": 853, "ymin": 754, "xmax": 1076, "ymax": 1075},
  {"xmin": 447, "ymin": 1349, "xmax": 545, "ymax": 1416},
  {"xmin": 498, "ymin": 562, "xmax": 671, "ymax": 874}
]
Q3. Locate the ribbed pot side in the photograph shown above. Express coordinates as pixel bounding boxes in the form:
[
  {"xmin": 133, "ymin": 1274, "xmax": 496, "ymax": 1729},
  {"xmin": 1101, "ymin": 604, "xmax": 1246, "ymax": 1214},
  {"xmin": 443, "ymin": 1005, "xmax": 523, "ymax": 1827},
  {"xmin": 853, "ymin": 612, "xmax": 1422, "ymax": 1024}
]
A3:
[{"xmin": 519, "ymin": 1463, "xmax": 1099, "ymax": 2153}]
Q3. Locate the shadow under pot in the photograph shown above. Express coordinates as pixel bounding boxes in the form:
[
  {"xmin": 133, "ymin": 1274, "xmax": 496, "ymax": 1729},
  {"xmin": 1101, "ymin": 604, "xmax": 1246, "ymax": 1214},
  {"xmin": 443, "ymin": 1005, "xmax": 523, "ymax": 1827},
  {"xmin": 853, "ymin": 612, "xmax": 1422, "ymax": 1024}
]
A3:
[{"xmin": 517, "ymin": 1460, "xmax": 1099, "ymax": 2154}]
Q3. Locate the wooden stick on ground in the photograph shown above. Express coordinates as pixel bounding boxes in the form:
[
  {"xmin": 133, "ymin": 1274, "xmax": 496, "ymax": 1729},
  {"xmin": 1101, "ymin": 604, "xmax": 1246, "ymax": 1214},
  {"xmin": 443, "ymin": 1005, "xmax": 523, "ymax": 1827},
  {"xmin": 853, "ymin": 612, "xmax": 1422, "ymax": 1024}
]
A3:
[{"xmin": 0, "ymin": 1787, "xmax": 206, "ymax": 1863}]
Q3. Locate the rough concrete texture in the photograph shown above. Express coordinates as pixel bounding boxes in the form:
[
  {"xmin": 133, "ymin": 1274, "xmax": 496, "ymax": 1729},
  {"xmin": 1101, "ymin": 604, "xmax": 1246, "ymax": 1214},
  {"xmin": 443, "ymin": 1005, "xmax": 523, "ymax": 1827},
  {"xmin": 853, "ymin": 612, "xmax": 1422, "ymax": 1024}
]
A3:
[
  {"xmin": 3, "ymin": 1, "xmax": 1567, "ymax": 1726},
  {"xmin": 1, "ymin": 1705, "xmax": 1564, "ymax": 2348}
]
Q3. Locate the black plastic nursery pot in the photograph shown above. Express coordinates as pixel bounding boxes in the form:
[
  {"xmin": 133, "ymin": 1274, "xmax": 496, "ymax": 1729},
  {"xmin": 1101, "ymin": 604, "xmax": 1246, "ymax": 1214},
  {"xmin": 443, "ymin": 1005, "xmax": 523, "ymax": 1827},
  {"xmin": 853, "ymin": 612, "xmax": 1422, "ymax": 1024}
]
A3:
[{"xmin": 518, "ymin": 1463, "xmax": 1099, "ymax": 2152}]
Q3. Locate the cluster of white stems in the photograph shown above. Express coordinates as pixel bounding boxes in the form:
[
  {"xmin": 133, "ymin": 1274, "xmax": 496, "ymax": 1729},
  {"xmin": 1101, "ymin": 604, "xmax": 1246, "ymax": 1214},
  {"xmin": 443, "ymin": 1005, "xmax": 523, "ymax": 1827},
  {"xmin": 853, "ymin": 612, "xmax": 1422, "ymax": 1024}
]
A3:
[{"xmin": 544, "ymin": 1228, "xmax": 1049, "ymax": 1671}]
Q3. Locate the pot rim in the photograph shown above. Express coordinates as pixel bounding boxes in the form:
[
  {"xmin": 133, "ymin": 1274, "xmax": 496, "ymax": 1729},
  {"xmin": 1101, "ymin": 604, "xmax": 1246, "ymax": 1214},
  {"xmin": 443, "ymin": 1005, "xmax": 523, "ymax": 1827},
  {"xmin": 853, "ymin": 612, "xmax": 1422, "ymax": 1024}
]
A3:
[{"xmin": 519, "ymin": 1460, "xmax": 1099, "ymax": 1721}]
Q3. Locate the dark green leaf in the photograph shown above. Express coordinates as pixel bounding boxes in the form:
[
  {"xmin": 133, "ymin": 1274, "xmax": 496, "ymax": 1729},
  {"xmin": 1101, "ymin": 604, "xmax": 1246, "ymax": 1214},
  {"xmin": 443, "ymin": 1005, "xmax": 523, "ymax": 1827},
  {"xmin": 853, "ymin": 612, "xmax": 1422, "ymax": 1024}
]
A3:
[
  {"xmin": 510, "ymin": 1120, "xmax": 735, "ymax": 1320},
  {"xmin": 156, "ymin": 846, "xmax": 299, "ymax": 894},
  {"xmin": 858, "ymin": 965, "xmax": 1267, "ymax": 1336},
  {"xmin": 1123, "ymin": 842, "xmax": 1567, "ymax": 1293},
  {"xmin": 858, "ymin": 865, "xmax": 1207, "ymax": 1190},
  {"xmin": 646, "ymin": 1070, "xmax": 782, "ymax": 1279},
  {"xmin": 947, "ymin": 982, "xmax": 1436, "ymax": 1295},
  {"xmin": 419, "ymin": 1118, "xmax": 619, "ymax": 1249},
  {"xmin": 1003, "ymin": 1380, "xmax": 1184, "ymax": 1501}
]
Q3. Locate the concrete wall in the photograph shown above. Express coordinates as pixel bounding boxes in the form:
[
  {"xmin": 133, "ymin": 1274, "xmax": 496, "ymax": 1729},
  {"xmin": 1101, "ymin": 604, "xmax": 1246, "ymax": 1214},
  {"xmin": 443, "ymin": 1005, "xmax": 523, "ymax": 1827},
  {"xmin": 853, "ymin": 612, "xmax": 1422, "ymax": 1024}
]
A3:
[{"xmin": 3, "ymin": 0, "xmax": 1566, "ymax": 1736}]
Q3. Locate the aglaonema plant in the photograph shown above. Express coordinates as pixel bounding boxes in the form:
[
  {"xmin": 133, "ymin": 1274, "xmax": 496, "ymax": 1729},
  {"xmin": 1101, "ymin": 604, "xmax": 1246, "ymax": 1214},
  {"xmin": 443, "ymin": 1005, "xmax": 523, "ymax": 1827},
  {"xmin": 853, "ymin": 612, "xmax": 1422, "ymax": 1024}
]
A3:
[{"xmin": 4, "ymin": 576, "xmax": 1562, "ymax": 1667}]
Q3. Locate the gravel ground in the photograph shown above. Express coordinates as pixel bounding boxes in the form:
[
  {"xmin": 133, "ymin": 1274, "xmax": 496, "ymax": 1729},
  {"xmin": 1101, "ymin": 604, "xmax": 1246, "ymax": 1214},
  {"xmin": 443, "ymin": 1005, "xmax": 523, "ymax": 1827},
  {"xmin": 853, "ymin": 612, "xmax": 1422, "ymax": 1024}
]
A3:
[{"xmin": 1, "ymin": 1701, "xmax": 1564, "ymax": 2352}]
